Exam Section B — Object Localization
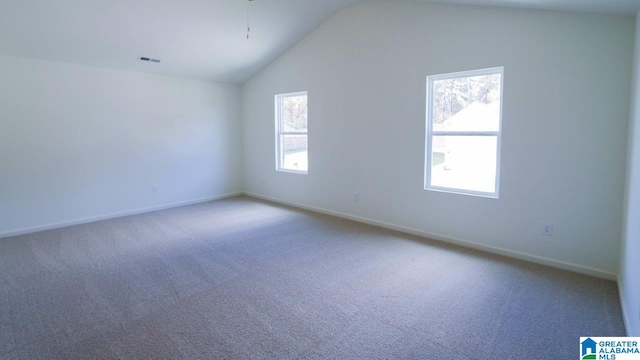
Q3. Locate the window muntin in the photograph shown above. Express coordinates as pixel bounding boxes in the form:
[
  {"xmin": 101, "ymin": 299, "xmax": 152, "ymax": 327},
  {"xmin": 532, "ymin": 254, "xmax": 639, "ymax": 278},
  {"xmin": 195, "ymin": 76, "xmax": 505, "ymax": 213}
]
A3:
[
  {"xmin": 425, "ymin": 67, "xmax": 503, "ymax": 197},
  {"xmin": 276, "ymin": 92, "xmax": 308, "ymax": 173}
]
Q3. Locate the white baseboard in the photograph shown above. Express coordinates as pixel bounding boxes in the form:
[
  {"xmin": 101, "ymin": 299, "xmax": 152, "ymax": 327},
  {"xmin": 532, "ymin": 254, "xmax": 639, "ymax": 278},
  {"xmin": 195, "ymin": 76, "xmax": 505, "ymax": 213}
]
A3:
[
  {"xmin": 2, "ymin": 190, "xmax": 619, "ymax": 282},
  {"xmin": 245, "ymin": 191, "xmax": 618, "ymax": 281},
  {"xmin": 0, "ymin": 192, "xmax": 243, "ymax": 239},
  {"xmin": 618, "ymin": 276, "xmax": 637, "ymax": 336},
  {"xmin": 618, "ymin": 276, "xmax": 629, "ymax": 336}
]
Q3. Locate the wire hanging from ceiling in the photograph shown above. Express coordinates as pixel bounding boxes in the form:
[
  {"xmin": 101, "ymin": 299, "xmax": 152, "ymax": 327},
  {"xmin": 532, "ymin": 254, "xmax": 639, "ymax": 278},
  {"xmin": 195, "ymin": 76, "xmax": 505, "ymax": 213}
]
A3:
[{"xmin": 246, "ymin": 0, "xmax": 255, "ymax": 40}]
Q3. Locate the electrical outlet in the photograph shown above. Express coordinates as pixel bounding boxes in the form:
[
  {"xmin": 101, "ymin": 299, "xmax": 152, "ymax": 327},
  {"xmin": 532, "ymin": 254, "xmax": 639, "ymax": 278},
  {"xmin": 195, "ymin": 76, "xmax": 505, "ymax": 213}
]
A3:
[
  {"xmin": 152, "ymin": 185, "xmax": 159, "ymax": 194},
  {"xmin": 354, "ymin": 192, "xmax": 360, "ymax": 202},
  {"xmin": 542, "ymin": 222, "xmax": 553, "ymax": 236}
]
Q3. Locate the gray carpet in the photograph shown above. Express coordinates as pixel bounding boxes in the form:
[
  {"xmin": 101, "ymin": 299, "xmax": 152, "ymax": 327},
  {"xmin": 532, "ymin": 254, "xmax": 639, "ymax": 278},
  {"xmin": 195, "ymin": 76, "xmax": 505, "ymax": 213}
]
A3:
[{"xmin": 0, "ymin": 196, "xmax": 625, "ymax": 359}]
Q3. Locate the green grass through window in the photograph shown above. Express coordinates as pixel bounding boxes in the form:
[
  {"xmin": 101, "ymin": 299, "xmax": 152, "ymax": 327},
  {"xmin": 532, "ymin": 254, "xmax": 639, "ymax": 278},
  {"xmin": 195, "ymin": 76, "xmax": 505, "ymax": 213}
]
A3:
[
  {"xmin": 284, "ymin": 148, "xmax": 307, "ymax": 155},
  {"xmin": 433, "ymin": 152, "xmax": 445, "ymax": 166}
]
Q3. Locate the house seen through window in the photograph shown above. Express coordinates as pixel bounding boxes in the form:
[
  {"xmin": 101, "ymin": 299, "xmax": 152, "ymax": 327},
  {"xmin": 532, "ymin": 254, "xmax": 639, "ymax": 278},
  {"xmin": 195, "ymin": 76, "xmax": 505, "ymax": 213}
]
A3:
[{"xmin": 425, "ymin": 67, "xmax": 503, "ymax": 197}]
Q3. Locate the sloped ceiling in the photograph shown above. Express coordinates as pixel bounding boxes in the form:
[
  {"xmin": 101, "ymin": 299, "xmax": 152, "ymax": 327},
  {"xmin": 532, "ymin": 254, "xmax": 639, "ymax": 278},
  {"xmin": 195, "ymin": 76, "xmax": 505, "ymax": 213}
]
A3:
[{"xmin": 0, "ymin": 0, "xmax": 638, "ymax": 84}]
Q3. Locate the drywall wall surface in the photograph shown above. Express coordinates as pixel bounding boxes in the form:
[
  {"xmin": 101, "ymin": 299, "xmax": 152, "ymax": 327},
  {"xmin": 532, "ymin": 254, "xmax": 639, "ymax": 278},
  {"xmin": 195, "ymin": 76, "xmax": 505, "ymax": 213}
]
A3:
[
  {"xmin": 242, "ymin": 2, "xmax": 633, "ymax": 275},
  {"xmin": 620, "ymin": 11, "xmax": 640, "ymax": 336},
  {"xmin": 0, "ymin": 55, "xmax": 242, "ymax": 235}
]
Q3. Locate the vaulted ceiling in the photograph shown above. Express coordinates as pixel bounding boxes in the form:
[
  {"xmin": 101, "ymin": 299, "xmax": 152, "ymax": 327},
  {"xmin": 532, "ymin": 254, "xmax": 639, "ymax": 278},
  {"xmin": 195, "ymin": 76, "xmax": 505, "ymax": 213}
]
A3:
[{"xmin": 0, "ymin": 0, "xmax": 638, "ymax": 84}]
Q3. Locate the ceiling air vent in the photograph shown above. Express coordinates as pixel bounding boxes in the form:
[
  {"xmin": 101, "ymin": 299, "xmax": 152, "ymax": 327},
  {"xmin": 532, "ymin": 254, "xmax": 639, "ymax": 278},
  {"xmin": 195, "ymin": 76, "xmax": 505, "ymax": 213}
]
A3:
[{"xmin": 138, "ymin": 56, "xmax": 161, "ymax": 63}]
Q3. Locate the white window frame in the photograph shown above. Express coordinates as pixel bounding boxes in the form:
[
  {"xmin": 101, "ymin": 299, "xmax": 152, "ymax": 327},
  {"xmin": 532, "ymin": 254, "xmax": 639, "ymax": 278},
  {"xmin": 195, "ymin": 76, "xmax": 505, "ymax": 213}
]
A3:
[
  {"xmin": 275, "ymin": 91, "xmax": 308, "ymax": 174},
  {"xmin": 424, "ymin": 67, "xmax": 503, "ymax": 198}
]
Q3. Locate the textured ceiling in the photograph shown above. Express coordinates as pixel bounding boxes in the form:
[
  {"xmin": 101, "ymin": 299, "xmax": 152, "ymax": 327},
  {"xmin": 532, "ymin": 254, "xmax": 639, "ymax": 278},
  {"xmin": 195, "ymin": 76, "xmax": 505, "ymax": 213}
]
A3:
[{"xmin": 0, "ymin": 0, "xmax": 637, "ymax": 84}]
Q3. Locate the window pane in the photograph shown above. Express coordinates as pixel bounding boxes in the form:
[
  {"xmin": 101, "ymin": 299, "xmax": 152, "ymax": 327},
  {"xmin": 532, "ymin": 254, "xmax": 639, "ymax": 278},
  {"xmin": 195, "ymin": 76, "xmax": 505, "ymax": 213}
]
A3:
[
  {"xmin": 282, "ymin": 134, "xmax": 308, "ymax": 172},
  {"xmin": 281, "ymin": 95, "xmax": 307, "ymax": 132},
  {"xmin": 432, "ymin": 74, "xmax": 501, "ymax": 132},
  {"xmin": 430, "ymin": 135, "xmax": 497, "ymax": 193}
]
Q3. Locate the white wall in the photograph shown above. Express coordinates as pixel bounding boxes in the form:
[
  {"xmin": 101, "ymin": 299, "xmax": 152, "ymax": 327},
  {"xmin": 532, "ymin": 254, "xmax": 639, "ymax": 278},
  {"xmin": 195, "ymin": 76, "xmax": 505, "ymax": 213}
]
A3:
[
  {"xmin": 243, "ymin": 2, "xmax": 634, "ymax": 277},
  {"xmin": 0, "ymin": 55, "xmax": 242, "ymax": 236},
  {"xmin": 620, "ymin": 11, "xmax": 640, "ymax": 337}
]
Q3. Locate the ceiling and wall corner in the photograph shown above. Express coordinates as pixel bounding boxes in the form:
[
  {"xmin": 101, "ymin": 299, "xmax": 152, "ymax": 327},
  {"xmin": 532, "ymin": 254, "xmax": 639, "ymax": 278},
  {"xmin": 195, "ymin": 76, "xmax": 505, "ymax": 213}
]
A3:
[
  {"xmin": 0, "ymin": 0, "xmax": 638, "ymax": 84},
  {"xmin": 0, "ymin": 0, "xmax": 364, "ymax": 83}
]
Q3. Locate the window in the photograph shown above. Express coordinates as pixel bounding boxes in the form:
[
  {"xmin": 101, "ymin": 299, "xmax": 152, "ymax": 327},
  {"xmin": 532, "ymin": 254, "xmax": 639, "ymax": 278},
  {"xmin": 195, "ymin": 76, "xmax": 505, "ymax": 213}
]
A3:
[
  {"xmin": 275, "ymin": 91, "xmax": 308, "ymax": 173},
  {"xmin": 425, "ymin": 67, "xmax": 503, "ymax": 197}
]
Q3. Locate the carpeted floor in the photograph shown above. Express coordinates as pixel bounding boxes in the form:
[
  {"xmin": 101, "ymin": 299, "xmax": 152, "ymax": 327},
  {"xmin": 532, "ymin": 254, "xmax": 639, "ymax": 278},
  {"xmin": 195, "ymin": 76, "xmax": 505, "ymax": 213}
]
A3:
[{"xmin": 0, "ymin": 196, "xmax": 625, "ymax": 359}]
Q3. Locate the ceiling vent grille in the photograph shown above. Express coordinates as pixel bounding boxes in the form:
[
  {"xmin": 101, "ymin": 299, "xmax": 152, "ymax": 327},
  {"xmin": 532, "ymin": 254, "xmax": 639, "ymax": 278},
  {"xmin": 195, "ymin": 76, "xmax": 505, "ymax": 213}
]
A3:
[{"xmin": 138, "ymin": 56, "xmax": 161, "ymax": 63}]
